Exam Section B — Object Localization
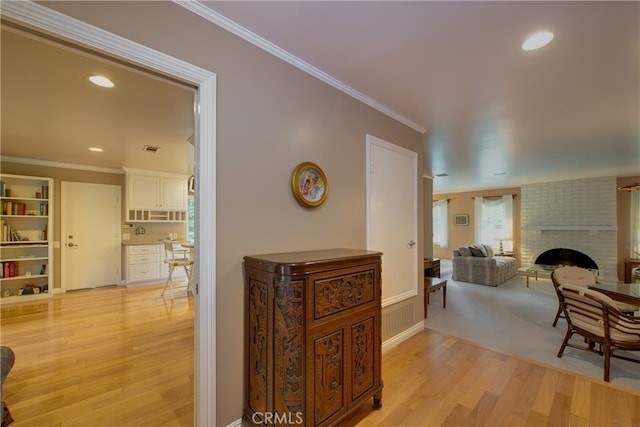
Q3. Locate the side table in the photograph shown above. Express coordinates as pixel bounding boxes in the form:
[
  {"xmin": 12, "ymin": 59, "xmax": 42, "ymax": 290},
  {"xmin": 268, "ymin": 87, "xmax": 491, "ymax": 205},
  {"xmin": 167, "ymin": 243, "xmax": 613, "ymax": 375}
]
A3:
[
  {"xmin": 424, "ymin": 257, "xmax": 441, "ymax": 278},
  {"xmin": 424, "ymin": 277, "xmax": 446, "ymax": 318}
]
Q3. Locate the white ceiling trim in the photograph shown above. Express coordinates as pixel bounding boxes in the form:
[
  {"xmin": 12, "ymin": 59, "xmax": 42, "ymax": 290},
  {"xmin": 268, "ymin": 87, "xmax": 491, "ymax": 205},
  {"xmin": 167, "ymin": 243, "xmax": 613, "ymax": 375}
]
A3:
[
  {"xmin": 174, "ymin": 0, "xmax": 427, "ymax": 134},
  {"xmin": 1, "ymin": 0, "xmax": 214, "ymax": 85},
  {"xmin": 1, "ymin": 156, "xmax": 125, "ymax": 175}
]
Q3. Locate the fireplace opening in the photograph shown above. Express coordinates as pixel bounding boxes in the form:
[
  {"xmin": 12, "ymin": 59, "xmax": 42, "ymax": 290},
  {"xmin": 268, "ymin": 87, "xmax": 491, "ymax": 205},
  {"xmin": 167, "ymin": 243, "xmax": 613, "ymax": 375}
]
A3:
[{"xmin": 534, "ymin": 248, "xmax": 598, "ymax": 270}]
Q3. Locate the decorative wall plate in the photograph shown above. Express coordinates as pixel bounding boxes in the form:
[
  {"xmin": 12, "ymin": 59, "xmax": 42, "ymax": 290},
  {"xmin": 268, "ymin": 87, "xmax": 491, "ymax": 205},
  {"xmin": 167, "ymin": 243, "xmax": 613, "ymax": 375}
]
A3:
[{"xmin": 291, "ymin": 162, "xmax": 328, "ymax": 208}]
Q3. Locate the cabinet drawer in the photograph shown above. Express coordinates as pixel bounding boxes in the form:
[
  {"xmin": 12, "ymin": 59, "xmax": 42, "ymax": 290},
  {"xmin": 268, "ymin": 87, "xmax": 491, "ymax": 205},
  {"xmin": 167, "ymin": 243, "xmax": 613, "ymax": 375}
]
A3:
[
  {"xmin": 128, "ymin": 263, "xmax": 160, "ymax": 281},
  {"xmin": 128, "ymin": 245, "xmax": 160, "ymax": 255},
  {"xmin": 129, "ymin": 254, "xmax": 160, "ymax": 265},
  {"xmin": 311, "ymin": 266, "xmax": 377, "ymax": 321}
]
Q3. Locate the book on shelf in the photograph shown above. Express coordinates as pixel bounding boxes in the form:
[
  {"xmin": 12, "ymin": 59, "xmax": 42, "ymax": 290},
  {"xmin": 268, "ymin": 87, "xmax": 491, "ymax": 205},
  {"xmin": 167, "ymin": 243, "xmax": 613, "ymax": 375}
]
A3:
[
  {"xmin": 1, "ymin": 261, "xmax": 18, "ymax": 278},
  {"xmin": 1, "ymin": 224, "xmax": 30, "ymax": 242},
  {"xmin": 12, "ymin": 202, "xmax": 26, "ymax": 215},
  {"xmin": 1, "ymin": 201, "xmax": 25, "ymax": 215}
]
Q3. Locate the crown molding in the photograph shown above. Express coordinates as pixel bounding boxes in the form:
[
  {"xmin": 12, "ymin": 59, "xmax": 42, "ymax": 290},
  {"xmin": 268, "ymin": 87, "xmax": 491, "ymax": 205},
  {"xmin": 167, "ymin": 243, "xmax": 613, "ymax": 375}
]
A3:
[
  {"xmin": 174, "ymin": 0, "xmax": 427, "ymax": 134},
  {"xmin": 1, "ymin": 156, "xmax": 125, "ymax": 174},
  {"xmin": 1, "ymin": 0, "xmax": 212, "ymax": 84}
]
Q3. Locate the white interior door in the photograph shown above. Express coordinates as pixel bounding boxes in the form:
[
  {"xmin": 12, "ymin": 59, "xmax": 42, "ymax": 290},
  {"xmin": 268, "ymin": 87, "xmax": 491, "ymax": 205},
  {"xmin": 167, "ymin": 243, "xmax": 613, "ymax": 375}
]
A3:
[
  {"xmin": 61, "ymin": 182, "xmax": 121, "ymax": 290},
  {"xmin": 366, "ymin": 134, "xmax": 418, "ymax": 306}
]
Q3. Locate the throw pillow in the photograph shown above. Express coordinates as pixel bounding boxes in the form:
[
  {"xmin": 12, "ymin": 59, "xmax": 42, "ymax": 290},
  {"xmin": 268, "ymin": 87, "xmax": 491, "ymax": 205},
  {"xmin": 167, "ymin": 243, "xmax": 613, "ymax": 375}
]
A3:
[
  {"xmin": 481, "ymin": 243, "xmax": 494, "ymax": 258},
  {"xmin": 458, "ymin": 246, "xmax": 472, "ymax": 257},
  {"xmin": 470, "ymin": 247, "xmax": 484, "ymax": 257},
  {"xmin": 475, "ymin": 244, "xmax": 488, "ymax": 257}
]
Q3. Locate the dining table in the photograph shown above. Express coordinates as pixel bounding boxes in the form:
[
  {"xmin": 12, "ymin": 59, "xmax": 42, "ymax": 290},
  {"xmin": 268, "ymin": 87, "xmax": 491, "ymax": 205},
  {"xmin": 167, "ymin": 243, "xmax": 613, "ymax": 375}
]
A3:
[{"xmin": 588, "ymin": 282, "xmax": 640, "ymax": 307}]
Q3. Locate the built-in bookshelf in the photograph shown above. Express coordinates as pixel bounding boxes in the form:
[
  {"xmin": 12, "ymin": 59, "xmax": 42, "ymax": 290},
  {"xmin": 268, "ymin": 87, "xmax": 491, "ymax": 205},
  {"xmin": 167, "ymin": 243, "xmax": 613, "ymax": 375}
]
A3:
[{"xmin": 0, "ymin": 173, "xmax": 53, "ymax": 303}]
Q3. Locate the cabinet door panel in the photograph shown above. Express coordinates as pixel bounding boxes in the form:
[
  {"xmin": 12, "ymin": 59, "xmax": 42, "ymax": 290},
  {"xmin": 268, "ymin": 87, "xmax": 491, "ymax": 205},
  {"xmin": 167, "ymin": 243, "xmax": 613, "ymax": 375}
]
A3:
[
  {"xmin": 128, "ymin": 175, "xmax": 159, "ymax": 209},
  {"xmin": 160, "ymin": 179, "xmax": 187, "ymax": 209},
  {"xmin": 312, "ymin": 329, "xmax": 345, "ymax": 425},
  {"xmin": 351, "ymin": 317, "xmax": 375, "ymax": 402}
]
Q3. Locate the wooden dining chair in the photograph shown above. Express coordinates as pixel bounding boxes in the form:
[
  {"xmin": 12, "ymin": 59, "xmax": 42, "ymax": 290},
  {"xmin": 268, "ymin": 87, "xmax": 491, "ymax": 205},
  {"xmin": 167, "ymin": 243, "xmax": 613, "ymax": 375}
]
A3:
[
  {"xmin": 161, "ymin": 240, "xmax": 194, "ymax": 300},
  {"xmin": 556, "ymin": 283, "xmax": 640, "ymax": 382},
  {"xmin": 551, "ymin": 266, "xmax": 638, "ymax": 327}
]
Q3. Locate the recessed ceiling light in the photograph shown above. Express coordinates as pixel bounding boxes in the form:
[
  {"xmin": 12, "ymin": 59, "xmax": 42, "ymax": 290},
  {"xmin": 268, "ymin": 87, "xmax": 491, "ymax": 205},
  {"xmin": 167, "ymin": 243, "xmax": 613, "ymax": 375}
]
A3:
[
  {"xmin": 89, "ymin": 75, "xmax": 115, "ymax": 88},
  {"xmin": 89, "ymin": 147, "xmax": 104, "ymax": 152},
  {"xmin": 522, "ymin": 31, "xmax": 554, "ymax": 51}
]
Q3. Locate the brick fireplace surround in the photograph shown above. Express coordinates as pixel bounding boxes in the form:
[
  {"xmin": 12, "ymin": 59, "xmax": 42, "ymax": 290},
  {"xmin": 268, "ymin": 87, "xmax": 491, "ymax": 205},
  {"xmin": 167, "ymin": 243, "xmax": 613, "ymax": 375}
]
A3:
[{"xmin": 521, "ymin": 176, "xmax": 618, "ymax": 281}]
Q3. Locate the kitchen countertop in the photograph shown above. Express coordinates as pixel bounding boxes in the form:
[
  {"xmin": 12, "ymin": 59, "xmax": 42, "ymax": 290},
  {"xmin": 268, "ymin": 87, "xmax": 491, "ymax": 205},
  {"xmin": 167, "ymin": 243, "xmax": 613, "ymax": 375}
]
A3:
[{"xmin": 122, "ymin": 240, "xmax": 188, "ymax": 246}]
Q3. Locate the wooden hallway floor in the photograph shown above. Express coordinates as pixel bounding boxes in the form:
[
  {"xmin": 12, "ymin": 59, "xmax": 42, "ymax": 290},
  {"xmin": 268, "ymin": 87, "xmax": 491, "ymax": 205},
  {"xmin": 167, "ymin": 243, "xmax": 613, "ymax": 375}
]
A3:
[
  {"xmin": 2, "ymin": 285, "xmax": 639, "ymax": 426},
  {"xmin": 340, "ymin": 329, "xmax": 640, "ymax": 426},
  {"xmin": 1, "ymin": 284, "xmax": 194, "ymax": 426}
]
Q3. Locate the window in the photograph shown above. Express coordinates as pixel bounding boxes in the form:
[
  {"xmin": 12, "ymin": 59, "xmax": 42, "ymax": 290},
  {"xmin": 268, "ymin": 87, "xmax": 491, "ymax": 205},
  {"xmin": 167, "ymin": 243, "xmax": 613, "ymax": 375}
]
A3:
[
  {"xmin": 433, "ymin": 199, "xmax": 448, "ymax": 248},
  {"xmin": 187, "ymin": 195, "xmax": 195, "ymax": 243},
  {"xmin": 474, "ymin": 195, "xmax": 513, "ymax": 252}
]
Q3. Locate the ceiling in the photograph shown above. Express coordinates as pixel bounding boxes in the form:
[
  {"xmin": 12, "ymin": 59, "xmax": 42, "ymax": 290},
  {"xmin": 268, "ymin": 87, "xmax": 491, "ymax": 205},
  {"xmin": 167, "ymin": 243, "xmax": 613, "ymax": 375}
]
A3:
[
  {"xmin": 198, "ymin": 1, "xmax": 639, "ymax": 193},
  {"xmin": 1, "ymin": 25, "xmax": 195, "ymax": 176},
  {"xmin": 2, "ymin": 2, "xmax": 639, "ymax": 192}
]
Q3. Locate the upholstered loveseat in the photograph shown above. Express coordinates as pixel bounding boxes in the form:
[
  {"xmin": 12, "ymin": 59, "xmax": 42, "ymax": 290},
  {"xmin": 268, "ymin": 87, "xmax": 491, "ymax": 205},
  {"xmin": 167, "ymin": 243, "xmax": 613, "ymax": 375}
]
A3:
[{"xmin": 452, "ymin": 244, "xmax": 517, "ymax": 286}]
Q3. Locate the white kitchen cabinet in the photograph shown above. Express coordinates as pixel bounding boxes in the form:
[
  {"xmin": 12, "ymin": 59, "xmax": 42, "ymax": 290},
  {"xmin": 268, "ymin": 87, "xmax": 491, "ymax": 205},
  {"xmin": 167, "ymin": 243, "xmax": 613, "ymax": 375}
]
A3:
[
  {"xmin": 0, "ymin": 173, "xmax": 53, "ymax": 304},
  {"xmin": 126, "ymin": 244, "xmax": 161, "ymax": 283},
  {"xmin": 124, "ymin": 168, "xmax": 188, "ymax": 222},
  {"xmin": 159, "ymin": 179, "xmax": 187, "ymax": 210},
  {"xmin": 125, "ymin": 243, "xmax": 186, "ymax": 284},
  {"xmin": 127, "ymin": 174, "xmax": 159, "ymax": 210}
]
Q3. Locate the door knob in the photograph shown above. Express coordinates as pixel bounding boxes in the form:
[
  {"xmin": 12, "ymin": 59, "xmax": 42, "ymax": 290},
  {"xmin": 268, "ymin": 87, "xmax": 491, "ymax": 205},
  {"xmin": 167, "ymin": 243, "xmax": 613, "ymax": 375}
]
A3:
[{"xmin": 67, "ymin": 242, "xmax": 79, "ymax": 247}]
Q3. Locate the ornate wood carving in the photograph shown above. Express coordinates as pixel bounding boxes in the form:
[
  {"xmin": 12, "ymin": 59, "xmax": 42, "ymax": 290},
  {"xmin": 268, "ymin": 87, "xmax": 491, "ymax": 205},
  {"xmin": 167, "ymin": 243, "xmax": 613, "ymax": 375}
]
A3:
[
  {"xmin": 314, "ymin": 331, "xmax": 344, "ymax": 424},
  {"xmin": 248, "ymin": 277, "xmax": 267, "ymax": 413},
  {"xmin": 244, "ymin": 250, "xmax": 382, "ymax": 426},
  {"xmin": 352, "ymin": 318, "xmax": 375, "ymax": 401},
  {"xmin": 274, "ymin": 279, "xmax": 304, "ymax": 415},
  {"xmin": 314, "ymin": 270, "xmax": 374, "ymax": 319}
]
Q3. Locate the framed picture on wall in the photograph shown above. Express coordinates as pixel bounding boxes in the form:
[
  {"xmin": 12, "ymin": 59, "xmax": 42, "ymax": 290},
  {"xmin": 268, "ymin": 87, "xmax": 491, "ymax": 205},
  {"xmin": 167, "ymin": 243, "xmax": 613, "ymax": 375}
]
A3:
[
  {"xmin": 291, "ymin": 162, "xmax": 328, "ymax": 208},
  {"xmin": 453, "ymin": 214, "xmax": 469, "ymax": 226}
]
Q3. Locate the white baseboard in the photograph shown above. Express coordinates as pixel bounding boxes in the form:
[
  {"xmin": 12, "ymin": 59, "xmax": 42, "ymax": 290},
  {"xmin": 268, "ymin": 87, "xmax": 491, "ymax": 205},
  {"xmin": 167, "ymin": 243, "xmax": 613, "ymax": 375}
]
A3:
[
  {"xmin": 382, "ymin": 320, "xmax": 424, "ymax": 353},
  {"xmin": 225, "ymin": 418, "xmax": 243, "ymax": 427}
]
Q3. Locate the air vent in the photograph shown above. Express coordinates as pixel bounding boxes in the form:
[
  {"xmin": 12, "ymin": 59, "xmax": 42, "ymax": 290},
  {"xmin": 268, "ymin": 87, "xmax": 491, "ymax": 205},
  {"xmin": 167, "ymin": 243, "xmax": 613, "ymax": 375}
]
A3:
[
  {"xmin": 434, "ymin": 173, "xmax": 448, "ymax": 177},
  {"xmin": 143, "ymin": 145, "xmax": 160, "ymax": 153}
]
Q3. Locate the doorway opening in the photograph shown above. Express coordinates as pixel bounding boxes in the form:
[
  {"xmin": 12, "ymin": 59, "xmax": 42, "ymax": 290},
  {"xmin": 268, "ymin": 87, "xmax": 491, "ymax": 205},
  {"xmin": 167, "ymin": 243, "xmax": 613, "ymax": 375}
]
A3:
[{"xmin": 1, "ymin": 2, "xmax": 217, "ymax": 424}]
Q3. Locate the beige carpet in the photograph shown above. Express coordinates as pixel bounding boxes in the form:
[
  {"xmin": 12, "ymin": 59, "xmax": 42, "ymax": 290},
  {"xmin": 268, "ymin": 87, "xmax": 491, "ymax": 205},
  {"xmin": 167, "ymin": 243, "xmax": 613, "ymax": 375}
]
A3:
[{"xmin": 424, "ymin": 264, "xmax": 640, "ymax": 392}]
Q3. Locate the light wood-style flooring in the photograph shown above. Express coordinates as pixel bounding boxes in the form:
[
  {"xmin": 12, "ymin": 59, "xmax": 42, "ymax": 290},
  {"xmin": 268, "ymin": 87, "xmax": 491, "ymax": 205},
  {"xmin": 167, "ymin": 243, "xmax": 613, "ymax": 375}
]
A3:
[
  {"xmin": 340, "ymin": 329, "xmax": 640, "ymax": 426},
  {"xmin": 3, "ymin": 285, "xmax": 639, "ymax": 426},
  {"xmin": 1, "ymin": 284, "xmax": 194, "ymax": 426}
]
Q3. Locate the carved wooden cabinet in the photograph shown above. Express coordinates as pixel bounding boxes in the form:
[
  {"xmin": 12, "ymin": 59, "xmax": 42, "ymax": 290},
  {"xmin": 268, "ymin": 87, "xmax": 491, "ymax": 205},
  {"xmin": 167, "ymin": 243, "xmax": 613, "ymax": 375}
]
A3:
[{"xmin": 244, "ymin": 249, "xmax": 383, "ymax": 426}]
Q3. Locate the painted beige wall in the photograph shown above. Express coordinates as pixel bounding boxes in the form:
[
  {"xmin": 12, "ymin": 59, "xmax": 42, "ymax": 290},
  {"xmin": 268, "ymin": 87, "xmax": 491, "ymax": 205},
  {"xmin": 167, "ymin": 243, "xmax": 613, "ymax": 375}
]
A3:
[
  {"xmin": 39, "ymin": 2, "xmax": 426, "ymax": 424},
  {"xmin": 432, "ymin": 187, "xmax": 521, "ymax": 263},
  {"xmin": 617, "ymin": 176, "xmax": 640, "ymax": 280}
]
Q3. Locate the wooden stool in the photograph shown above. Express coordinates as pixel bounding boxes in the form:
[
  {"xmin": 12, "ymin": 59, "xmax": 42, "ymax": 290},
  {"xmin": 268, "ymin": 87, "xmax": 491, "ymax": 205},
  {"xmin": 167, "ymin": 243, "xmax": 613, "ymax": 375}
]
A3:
[{"xmin": 424, "ymin": 277, "xmax": 447, "ymax": 318}]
